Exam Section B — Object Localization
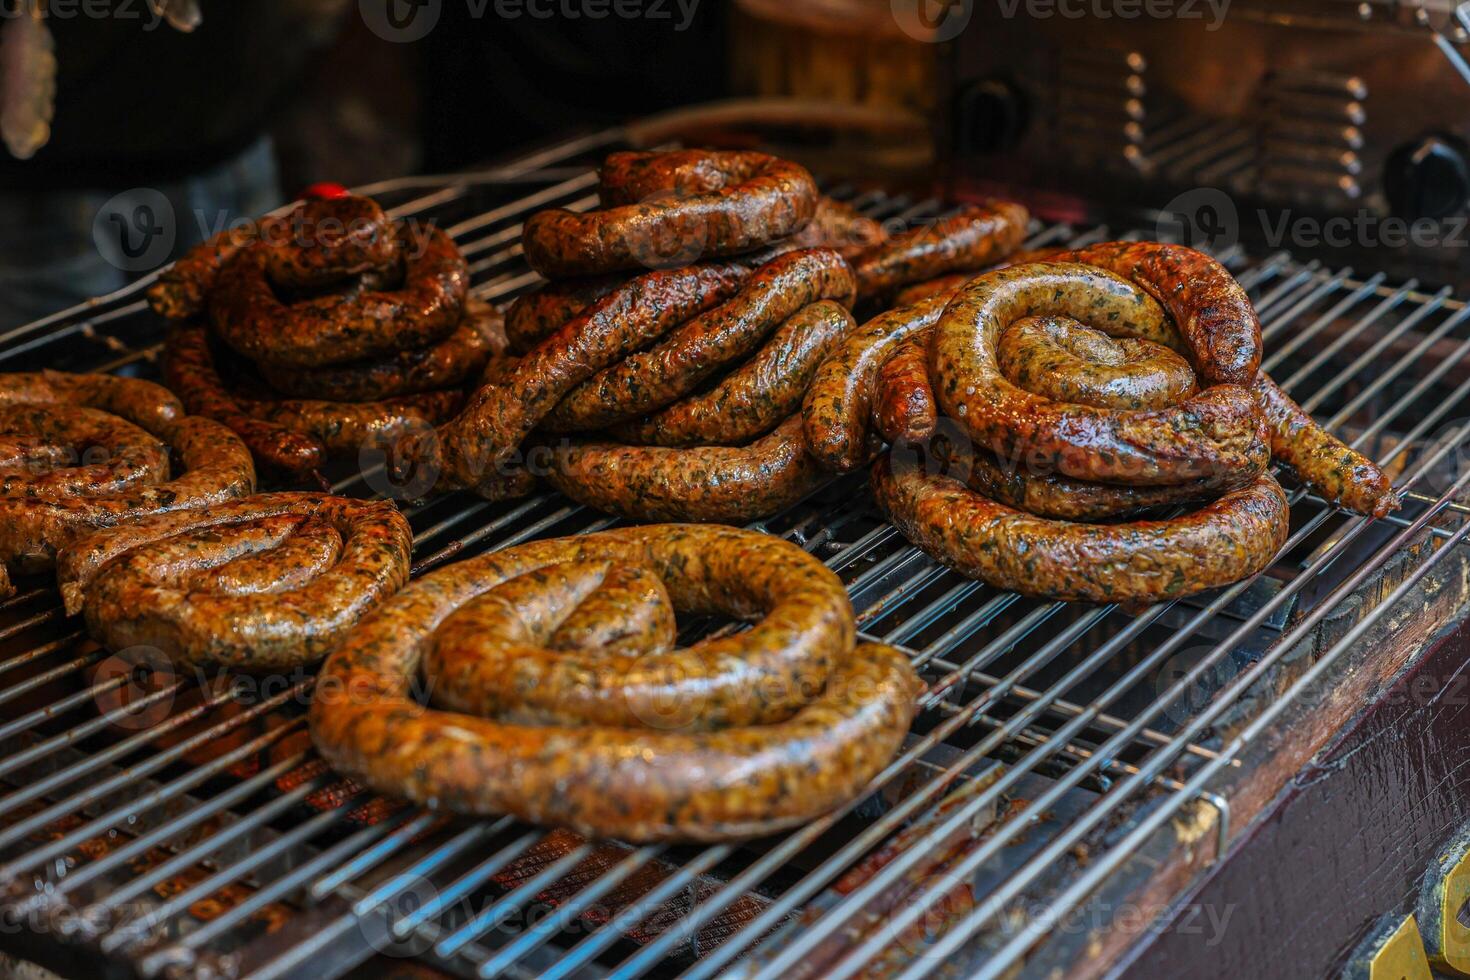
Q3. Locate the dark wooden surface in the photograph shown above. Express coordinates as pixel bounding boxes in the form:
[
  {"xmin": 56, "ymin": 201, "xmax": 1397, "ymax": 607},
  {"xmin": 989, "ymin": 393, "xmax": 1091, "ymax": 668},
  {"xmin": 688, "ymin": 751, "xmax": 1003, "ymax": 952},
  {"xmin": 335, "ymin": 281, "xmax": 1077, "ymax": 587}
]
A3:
[{"xmin": 1114, "ymin": 614, "xmax": 1470, "ymax": 978}]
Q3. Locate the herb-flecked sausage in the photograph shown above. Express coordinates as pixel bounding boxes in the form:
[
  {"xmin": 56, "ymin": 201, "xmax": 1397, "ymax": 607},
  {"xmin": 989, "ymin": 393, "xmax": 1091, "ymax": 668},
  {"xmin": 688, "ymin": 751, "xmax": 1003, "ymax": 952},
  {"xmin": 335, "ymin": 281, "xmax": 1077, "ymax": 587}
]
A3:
[
  {"xmin": 522, "ymin": 150, "xmax": 819, "ymax": 278},
  {"xmin": 802, "ymin": 294, "xmax": 949, "ymax": 472},
  {"xmin": 544, "ymin": 415, "xmax": 824, "ymax": 524},
  {"xmin": 504, "ymin": 274, "xmax": 626, "ymax": 354},
  {"xmin": 994, "ymin": 315, "xmax": 1198, "ymax": 411},
  {"xmin": 889, "ymin": 248, "xmax": 1064, "ymax": 307},
  {"xmin": 1254, "ymin": 375, "xmax": 1397, "ymax": 517},
  {"xmin": 931, "ymin": 262, "xmax": 1265, "ymax": 486},
  {"xmin": 0, "ymin": 373, "xmax": 256, "ymax": 590},
  {"xmin": 543, "ymin": 249, "xmax": 855, "ymax": 433},
  {"xmin": 309, "ymin": 525, "xmax": 922, "ymax": 842},
  {"xmin": 610, "ymin": 300, "xmax": 854, "ymax": 447},
  {"xmin": 57, "ymin": 492, "xmax": 412, "ymax": 667},
  {"xmin": 872, "ymin": 333, "xmax": 938, "ymax": 445},
  {"xmin": 852, "ymin": 201, "xmax": 1029, "ymax": 301},
  {"xmin": 261, "ymin": 298, "xmax": 504, "ymax": 401},
  {"xmin": 164, "ymin": 324, "xmax": 327, "ymax": 474},
  {"xmin": 411, "ymin": 261, "xmax": 752, "ymax": 495},
  {"xmin": 873, "ymin": 451, "xmax": 1290, "ymax": 603},
  {"xmin": 928, "ymin": 423, "xmax": 1270, "ymax": 521},
  {"xmin": 784, "ymin": 196, "xmax": 887, "ymax": 260},
  {"xmin": 209, "ymin": 224, "xmax": 468, "ymax": 369}
]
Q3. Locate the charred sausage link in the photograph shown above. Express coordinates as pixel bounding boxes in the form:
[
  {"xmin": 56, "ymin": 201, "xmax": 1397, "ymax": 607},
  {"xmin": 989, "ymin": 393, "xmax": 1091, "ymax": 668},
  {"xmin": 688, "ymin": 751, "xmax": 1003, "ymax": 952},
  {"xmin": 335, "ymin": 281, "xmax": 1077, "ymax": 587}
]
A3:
[
  {"xmin": 931, "ymin": 262, "xmax": 1264, "ymax": 486},
  {"xmin": 415, "ymin": 261, "xmax": 752, "ymax": 494},
  {"xmin": 873, "ymin": 451, "xmax": 1290, "ymax": 603},
  {"xmin": 0, "ymin": 372, "xmax": 256, "ymax": 589},
  {"xmin": 309, "ymin": 525, "xmax": 921, "ymax": 842},
  {"xmin": 209, "ymin": 224, "xmax": 468, "ymax": 369},
  {"xmin": 544, "ymin": 415, "xmax": 824, "ymax": 524},
  {"xmin": 522, "ymin": 150, "xmax": 819, "ymax": 278},
  {"xmin": 164, "ymin": 324, "xmax": 327, "ymax": 475},
  {"xmin": 1254, "ymin": 375, "xmax": 1398, "ymax": 517},
  {"xmin": 610, "ymin": 300, "xmax": 854, "ymax": 447},
  {"xmin": 852, "ymin": 201, "xmax": 1029, "ymax": 301},
  {"xmin": 57, "ymin": 492, "xmax": 412, "ymax": 667},
  {"xmin": 234, "ymin": 389, "xmax": 464, "ymax": 455},
  {"xmin": 543, "ymin": 249, "xmax": 855, "ymax": 433},
  {"xmin": 261, "ymin": 298, "xmax": 505, "ymax": 401},
  {"xmin": 802, "ymin": 293, "xmax": 949, "ymax": 472},
  {"xmin": 928, "ymin": 423, "xmax": 1270, "ymax": 522},
  {"xmin": 504, "ymin": 274, "xmax": 625, "ymax": 354},
  {"xmin": 1050, "ymin": 240, "xmax": 1261, "ymax": 386},
  {"xmin": 871, "ymin": 333, "xmax": 938, "ymax": 445},
  {"xmin": 147, "ymin": 196, "xmax": 397, "ymax": 321}
]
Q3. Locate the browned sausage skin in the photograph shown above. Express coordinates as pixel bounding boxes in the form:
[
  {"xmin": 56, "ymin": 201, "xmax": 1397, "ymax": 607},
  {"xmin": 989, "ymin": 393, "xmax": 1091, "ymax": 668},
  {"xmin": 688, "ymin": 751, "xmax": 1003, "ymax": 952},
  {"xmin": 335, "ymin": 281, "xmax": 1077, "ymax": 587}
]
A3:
[
  {"xmin": 872, "ymin": 332, "xmax": 938, "ymax": 445},
  {"xmin": 542, "ymin": 248, "xmax": 855, "ymax": 433},
  {"xmin": 164, "ymin": 324, "xmax": 327, "ymax": 475},
  {"xmin": 874, "ymin": 451, "xmax": 1290, "ymax": 603},
  {"xmin": 409, "ymin": 261, "xmax": 753, "ymax": 495},
  {"xmin": 309, "ymin": 525, "xmax": 921, "ymax": 842},
  {"xmin": 853, "ymin": 201, "xmax": 1029, "ymax": 301},
  {"xmin": 261, "ymin": 298, "xmax": 504, "ymax": 401},
  {"xmin": 504, "ymin": 274, "xmax": 626, "ymax": 354},
  {"xmin": 611, "ymin": 300, "xmax": 854, "ymax": 448},
  {"xmin": 544, "ymin": 415, "xmax": 824, "ymax": 524},
  {"xmin": 1254, "ymin": 375, "xmax": 1398, "ymax": 517},
  {"xmin": 56, "ymin": 492, "xmax": 412, "ymax": 668},
  {"xmin": 931, "ymin": 262, "xmax": 1264, "ymax": 486},
  {"xmin": 209, "ymin": 223, "xmax": 469, "ymax": 369},
  {"xmin": 802, "ymin": 294, "xmax": 950, "ymax": 472},
  {"xmin": 522, "ymin": 150, "xmax": 819, "ymax": 278},
  {"xmin": 0, "ymin": 372, "xmax": 256, "ymax": 591}
]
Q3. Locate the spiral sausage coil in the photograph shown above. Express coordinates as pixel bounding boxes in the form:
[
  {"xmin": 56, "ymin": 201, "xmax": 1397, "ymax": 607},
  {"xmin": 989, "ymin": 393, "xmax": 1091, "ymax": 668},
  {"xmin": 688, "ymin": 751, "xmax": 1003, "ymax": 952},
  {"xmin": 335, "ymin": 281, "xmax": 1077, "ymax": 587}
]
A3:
[
  {"xmin": 0, "ymin": 371, "xmax": 255, "ymax": 598},
  {"xmin": 152, "ymin": 195, "xmax": 499, "ymax": 475},
  {"xmin": 56, "ymin": 492, "xmax": 412, "ymax": 669},
  {"xmin": 309, "ymin": 525, "xmax": 921, "ymax": 842},
  {"xmin": 842, "ymin": 243, "xmax": 1396, "ymax": 604}
]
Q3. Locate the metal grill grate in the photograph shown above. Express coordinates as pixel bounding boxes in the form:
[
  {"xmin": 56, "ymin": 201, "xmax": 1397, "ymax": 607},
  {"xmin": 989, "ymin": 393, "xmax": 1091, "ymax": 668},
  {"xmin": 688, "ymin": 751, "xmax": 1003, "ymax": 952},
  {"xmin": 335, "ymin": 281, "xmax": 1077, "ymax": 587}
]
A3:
[{"xmin": 1, "ymin": 129, "xmax": 1469, "ymax": 980}]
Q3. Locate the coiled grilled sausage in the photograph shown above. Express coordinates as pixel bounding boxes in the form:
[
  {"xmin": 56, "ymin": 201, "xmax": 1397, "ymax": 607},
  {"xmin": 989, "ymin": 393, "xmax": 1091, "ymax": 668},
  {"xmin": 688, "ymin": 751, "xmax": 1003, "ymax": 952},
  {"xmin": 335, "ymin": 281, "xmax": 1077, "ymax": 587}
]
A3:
[
  {"xmin": 147, "ymin": 196, "xmax": 398, "ymax": 320},
  {"xmin": 414, "ymin": 261, "xmax": 753, "ymax": 495},
  {"xmin": 611, "ymin": 300, "xmax": 854, "ymax": 447},
  {"xmin": 522, "ymin": 150, "xmax": 819, "ymax": 278},
  {"xmin": 932, "ymin": 262, "xmax": 1264, "ymax": 486},
  {"xmin": 1049, "ymin": 240, "xmax": 1260, "ymax": 386},
  {"xmin": 543, "ymin": 249, "xmax": 855, "ymax": 433},
  {"xmin": 0, "ymin": 372, "xmax": 255, "ymax": 590},
  {"xmin": 802, "ymin": 294, "xmax": 949, "ymax": 472},
  {"xmin": 544, "ymin": 415, "xmax": 824, "ymax": 524},
  {"xmin": 873, "ymin": 451, "xmax": 1290, "ymax": 603},
  {"xmin": 504, "ymin": 274, "xmax": 625, "ymax": 354},
  {"xmin": 929, "ymin": 423, "xmax": 1271, "ymax": 521},
  {"xmin": 209, "ymin": 223, "xmax": 468, "ymax": 369},
  {"xmin": 853, "ymin": 202, "xmax": 1029, "ymax": 301},
  {"xmin": 234, "ymin": 389, "xmax": 464, "ymax": 455},
  {"xmin": 261, "ymin": 298, "xmax": 504, "ymax": 400},
  {"xmin": 1254, "ymin": 375, "xmax": 1397, "ymax": 517},
  {"xmin": 309, "ymin": 525, "xmax": 921, "ymax": 842},
  {"xmin": 57, "ymin": 493, "xmax": 412, "ymax": 667},
  {"xmin": 164, "ymin": 324, "xmax": 327, "ymax": 475},
  {"xmin": 995, "ymin": 315, "xmax": 1198, "ymax": 411}
]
